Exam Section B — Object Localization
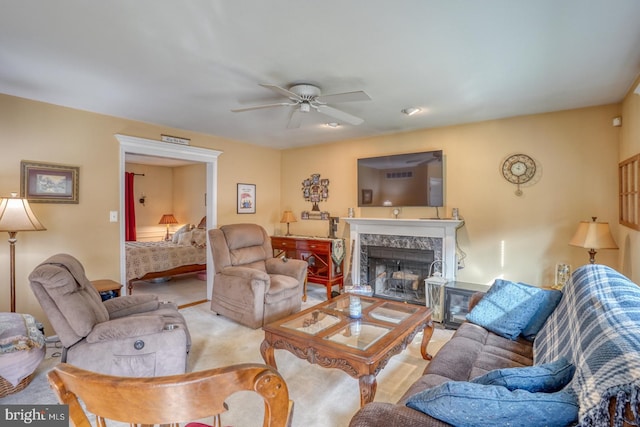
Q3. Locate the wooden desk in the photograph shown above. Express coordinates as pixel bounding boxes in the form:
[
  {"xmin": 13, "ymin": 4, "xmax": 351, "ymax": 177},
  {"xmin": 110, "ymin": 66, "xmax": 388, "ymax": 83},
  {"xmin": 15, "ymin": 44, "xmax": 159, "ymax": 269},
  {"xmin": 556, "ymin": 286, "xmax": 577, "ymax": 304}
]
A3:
[
  {"xmin": 91, "ymin": 279, "xmax": 123, "ymax": 297},
  {"xmin": 271, "ymin": 236, "xmax": 344, "ymax": 300}
]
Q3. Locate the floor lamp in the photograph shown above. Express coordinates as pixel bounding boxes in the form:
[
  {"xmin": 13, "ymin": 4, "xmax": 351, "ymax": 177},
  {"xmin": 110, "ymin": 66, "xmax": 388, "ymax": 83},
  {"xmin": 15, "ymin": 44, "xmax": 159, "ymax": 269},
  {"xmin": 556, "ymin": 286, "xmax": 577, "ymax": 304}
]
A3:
[
  {"xmin": 569, "ymin": 217, "xmax": 618, "ymax": 264},
  {"xmin": 0, "ymin": 193, "xmax": 46, "ymax": 312}
]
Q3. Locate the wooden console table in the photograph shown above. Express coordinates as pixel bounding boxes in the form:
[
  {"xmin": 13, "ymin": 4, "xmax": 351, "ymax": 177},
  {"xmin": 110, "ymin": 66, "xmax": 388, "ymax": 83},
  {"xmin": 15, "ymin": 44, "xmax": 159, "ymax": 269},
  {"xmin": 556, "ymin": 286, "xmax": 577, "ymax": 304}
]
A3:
[{"xmin": 271, "ymin": 236, "xmax": 344, "ymax": 300}]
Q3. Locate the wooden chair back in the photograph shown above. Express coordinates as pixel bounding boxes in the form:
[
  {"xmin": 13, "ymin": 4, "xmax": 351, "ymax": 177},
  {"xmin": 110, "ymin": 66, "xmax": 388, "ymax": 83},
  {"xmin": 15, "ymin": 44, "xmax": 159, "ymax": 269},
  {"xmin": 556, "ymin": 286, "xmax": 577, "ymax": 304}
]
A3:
[{"xmin": 47, "ymin": 362, "xmax": 293, "ymax": 427}]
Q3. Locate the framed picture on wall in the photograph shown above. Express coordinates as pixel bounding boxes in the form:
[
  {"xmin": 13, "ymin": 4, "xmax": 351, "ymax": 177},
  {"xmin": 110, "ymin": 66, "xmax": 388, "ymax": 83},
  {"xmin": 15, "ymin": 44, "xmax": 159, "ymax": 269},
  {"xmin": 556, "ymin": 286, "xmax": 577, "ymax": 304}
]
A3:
[
  {"xmin": 237, "ymin": 183, "xmax": 256, "ymax": 214},
  {"xmin": 555, "ymin": 263, "xmax": 571, "ymax": 289},
  {"xmin": 20, "ymin": 161, "xmax": 80, "ymax": 204},
  {"xmin": 361, "ymin": 189, "xmax": 373, "ymax": 205}
]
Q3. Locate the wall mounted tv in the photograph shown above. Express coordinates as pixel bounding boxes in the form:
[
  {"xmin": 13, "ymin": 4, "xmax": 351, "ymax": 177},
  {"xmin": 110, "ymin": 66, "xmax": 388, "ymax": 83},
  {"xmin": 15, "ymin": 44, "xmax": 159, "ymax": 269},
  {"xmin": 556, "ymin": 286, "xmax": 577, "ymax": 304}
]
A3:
[{"xmin": 357, "ymin": 150, "xmax": 443, "ymax": 207}]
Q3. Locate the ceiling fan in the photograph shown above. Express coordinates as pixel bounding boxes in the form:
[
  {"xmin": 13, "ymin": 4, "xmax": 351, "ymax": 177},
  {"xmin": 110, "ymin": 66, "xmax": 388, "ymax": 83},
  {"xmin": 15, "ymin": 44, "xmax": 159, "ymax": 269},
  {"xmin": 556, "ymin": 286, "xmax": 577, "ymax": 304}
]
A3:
[{"xmin": 231, "ymin": 83, "xmax": 371, "ymax": 128}]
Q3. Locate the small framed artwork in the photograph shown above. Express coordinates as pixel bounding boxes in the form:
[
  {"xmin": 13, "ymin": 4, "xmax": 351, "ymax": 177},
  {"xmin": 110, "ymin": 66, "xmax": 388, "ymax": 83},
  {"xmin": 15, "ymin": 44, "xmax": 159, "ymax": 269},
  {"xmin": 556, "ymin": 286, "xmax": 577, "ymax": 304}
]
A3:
[
  {"xmin": 237, "ymin": 183, "xmax": 256, "ymax": 214},
  {"xmin": 555, "ymin": 263, "xmax": 572, "ymax": 289},
  {"xmin": 361, "ymin": 189, "xmax": 373, "ymax": 205},
  {"xmin": 20, "ymin": 161, "xmax": 79, "ymax": 204}
]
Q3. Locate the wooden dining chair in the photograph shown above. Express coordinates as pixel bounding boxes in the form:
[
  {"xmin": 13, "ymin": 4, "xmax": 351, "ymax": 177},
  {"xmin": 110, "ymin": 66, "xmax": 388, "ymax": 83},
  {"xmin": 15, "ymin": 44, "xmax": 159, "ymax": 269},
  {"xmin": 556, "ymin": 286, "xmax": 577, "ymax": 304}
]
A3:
[{"xmin": 47, "ymin": 362, "xmax": 293, "ymax": 427}]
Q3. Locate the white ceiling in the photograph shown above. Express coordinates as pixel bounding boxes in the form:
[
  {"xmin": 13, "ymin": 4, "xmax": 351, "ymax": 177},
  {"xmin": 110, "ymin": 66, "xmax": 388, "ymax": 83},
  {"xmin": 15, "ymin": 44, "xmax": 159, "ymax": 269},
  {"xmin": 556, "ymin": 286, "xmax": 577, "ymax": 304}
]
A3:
[{"xmin": 2, "ymin": 1, "xmax": 640, "ymax": 150}]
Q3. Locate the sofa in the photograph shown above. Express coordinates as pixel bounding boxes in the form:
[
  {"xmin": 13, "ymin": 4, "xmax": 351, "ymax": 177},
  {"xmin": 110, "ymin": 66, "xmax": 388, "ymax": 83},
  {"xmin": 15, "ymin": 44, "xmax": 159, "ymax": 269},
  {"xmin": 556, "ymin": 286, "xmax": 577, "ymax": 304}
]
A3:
[{"xmin": 350, "ymin": 264, "xmax": 640, "ymax": 427}]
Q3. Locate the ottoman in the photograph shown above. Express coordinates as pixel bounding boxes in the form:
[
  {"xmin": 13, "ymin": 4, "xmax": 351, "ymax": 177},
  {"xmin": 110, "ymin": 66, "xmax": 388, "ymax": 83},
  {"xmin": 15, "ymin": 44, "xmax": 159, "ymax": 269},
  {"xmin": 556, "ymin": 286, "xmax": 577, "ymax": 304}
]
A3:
[{"xmin": 0, "ymin": 312, "xmax": 46, "ymax": 397}]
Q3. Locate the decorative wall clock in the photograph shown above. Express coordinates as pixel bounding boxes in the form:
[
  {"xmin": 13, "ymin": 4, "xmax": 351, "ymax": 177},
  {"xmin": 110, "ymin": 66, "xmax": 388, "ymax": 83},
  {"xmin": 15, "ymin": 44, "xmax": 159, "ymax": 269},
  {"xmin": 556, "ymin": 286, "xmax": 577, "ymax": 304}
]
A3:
[{"xmin": 501, "ymin": 153, "xmax": 537, "ymax": 196}]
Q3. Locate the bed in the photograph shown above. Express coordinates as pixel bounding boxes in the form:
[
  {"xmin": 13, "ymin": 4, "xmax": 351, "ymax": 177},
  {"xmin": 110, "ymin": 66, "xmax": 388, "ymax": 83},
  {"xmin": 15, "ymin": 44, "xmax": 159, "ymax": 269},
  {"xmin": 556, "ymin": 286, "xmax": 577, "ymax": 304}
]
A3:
[{"xmin": 125, "ymin": 226, "xmax": 207, "ymax": 294}]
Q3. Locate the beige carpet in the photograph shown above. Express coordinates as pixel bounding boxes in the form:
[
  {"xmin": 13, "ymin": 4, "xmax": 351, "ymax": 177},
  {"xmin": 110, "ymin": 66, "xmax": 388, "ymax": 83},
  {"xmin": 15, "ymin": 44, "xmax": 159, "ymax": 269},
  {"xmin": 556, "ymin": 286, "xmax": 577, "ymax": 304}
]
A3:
[{"xmin": 3, "ymin": 281, "xmax": 453, "ymax": 427}]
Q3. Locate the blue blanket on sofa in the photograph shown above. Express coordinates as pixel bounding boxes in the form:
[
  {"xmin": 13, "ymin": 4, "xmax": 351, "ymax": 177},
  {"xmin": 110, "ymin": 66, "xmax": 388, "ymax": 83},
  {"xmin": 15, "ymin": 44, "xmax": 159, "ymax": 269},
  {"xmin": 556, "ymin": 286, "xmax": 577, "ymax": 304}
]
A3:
[{"xmin": 534, "ymin": 264, "xmax": 640, "ymax": 426}]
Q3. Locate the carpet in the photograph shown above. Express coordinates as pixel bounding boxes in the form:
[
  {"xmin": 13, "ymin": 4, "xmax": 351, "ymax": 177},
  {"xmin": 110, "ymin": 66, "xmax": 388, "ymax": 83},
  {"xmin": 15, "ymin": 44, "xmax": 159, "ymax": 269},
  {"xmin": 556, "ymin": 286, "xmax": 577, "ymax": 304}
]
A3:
[{"xmin": 2, "ymin": 283, "xmax": 453, "ymax": 426}]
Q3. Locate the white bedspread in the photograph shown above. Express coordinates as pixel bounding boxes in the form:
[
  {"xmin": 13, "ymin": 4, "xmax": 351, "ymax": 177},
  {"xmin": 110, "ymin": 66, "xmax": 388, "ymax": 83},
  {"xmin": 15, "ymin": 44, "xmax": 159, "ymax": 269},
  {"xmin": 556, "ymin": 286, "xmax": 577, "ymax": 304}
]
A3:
[{"xmin": 126, "ymin": 241, "xmax": 206, "ymax": 282}]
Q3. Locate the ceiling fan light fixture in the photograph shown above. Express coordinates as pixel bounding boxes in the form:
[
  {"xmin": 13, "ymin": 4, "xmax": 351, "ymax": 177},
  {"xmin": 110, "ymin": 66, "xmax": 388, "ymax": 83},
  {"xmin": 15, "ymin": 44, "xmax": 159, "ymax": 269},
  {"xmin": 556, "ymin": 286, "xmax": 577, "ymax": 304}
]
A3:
[
  {"xmin": 326, "ymin": 122, "xmax": 340, "ymax": 128},
  {"xmin": 300, "ymin": 102, "xmax": 311, "ymax": 113},
  {"xmin": 401, "ymin": 107, "xmax": 421, "ymax": 116}
]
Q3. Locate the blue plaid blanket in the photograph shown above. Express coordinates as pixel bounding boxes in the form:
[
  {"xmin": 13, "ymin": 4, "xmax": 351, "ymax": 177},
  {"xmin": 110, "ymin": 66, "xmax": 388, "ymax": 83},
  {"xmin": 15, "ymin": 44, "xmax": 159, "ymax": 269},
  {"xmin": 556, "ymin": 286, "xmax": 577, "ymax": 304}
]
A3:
[{"xmin": 534, "ymin": 264, "xmax": 640, "ymax": 426}]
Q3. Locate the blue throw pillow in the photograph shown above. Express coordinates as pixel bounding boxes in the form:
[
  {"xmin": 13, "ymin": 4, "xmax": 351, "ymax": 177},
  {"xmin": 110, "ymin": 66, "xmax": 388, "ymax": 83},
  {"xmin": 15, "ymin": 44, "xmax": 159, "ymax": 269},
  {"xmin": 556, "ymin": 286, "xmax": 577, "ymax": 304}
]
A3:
[
  {"xmin": 521, "ymin": 286, "xmax": 563, "ymax": 340},
  {"xmin": 406, "ymin": 381, "xmax": 579, "ymax": 427},
  {"xmin": 466, "ymin": 279, "xmax": 546, "ymax": 340},
  {"xmin": 471, "ymin": 357, "xmax": 575, "ymax": 393}
]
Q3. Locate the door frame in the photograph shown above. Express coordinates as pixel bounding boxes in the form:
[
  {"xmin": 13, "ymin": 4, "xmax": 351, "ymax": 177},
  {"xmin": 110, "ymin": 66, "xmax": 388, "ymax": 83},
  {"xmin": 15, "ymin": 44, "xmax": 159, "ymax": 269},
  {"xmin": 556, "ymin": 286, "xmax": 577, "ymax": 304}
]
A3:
[{"xmin": 116, "ymin": 134, "xmax": 222, "ymax": 298}]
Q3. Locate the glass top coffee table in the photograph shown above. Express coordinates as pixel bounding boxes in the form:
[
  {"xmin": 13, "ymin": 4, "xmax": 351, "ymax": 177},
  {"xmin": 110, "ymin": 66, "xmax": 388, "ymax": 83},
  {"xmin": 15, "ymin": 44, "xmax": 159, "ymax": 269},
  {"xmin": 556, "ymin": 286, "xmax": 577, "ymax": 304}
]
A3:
[{"xmin": 260, "ymin": 293, "xmax": 433, "ymax": 407}]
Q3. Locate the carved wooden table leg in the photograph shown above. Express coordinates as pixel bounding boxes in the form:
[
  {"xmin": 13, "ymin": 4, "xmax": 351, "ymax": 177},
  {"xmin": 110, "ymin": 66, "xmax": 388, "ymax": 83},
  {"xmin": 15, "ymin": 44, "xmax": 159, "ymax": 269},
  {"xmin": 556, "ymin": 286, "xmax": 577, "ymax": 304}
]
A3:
[
  {"xmin": 260, "ymin": 339, "xmax": 277, "ymax": 369},
  {"xmin": 421, "ymin": 318, "xmax": 434, "ymax": 360},
  {"xmin": 359, "ymin": 374, "xmax": 377, "ymax": 407}
]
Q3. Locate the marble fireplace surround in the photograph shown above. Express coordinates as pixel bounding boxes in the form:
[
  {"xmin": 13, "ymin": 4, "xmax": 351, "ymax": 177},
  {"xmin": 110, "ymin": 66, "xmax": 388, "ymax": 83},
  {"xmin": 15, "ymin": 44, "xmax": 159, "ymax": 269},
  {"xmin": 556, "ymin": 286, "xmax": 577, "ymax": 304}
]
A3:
[{"xmin": 343, "ymin": 218, "xmax": 464, "ymax": 292}]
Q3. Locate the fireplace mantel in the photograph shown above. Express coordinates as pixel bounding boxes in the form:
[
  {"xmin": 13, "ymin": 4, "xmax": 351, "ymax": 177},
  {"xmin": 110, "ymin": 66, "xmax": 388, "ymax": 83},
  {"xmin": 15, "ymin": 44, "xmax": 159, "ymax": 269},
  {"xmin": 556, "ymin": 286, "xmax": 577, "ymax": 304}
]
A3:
[{"xmin": 343, "ymin": 218, "xmax": 464, "ymax": 285}]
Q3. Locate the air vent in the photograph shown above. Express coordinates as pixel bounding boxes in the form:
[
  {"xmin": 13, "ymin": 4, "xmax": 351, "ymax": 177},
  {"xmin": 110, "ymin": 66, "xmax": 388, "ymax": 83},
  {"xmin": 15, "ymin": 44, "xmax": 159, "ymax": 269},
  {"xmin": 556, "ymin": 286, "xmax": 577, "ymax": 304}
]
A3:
[{"xmin": 386, "ymin": 171, "xmax": 413, "ymax": 179}]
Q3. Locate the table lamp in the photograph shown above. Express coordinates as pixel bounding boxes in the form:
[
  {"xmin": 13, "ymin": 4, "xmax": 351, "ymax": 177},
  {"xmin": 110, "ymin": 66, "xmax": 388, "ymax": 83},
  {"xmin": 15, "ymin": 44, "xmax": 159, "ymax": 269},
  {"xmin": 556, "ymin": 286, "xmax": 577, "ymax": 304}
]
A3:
[
  {"xmin": 569, "ymin": 217, "xmax": 618, "ymax": 264},
  {"xmin": 280, "ymin": 211, "xmax": 297, "ymax": 236},
  {"xmin": 158, "ymin": 214, "xmax": 178, "ymax": 241},
  {"xmin": 0, "ymin": 193, "xmax": 46, "ymax": 312}
]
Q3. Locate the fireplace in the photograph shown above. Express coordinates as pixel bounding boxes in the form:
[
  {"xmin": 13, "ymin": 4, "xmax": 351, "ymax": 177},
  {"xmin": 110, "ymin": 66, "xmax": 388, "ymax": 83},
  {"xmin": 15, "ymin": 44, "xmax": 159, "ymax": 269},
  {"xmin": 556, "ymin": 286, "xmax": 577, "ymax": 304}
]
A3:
[
  {"xmin": 344, "ymin": 218, "xmax": 464, "ymax": 307},
  {"xmin": 367, "ymin": 246, "xmax": 434, "ymax": 305}
]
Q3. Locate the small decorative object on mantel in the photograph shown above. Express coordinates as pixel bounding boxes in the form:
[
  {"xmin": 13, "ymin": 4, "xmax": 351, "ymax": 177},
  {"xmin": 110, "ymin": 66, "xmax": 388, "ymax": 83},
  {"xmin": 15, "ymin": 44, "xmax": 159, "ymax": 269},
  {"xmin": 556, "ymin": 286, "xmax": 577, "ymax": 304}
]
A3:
[{"xmin": 302, "ymin": 173, "xmax": 329, "ymax": 211}]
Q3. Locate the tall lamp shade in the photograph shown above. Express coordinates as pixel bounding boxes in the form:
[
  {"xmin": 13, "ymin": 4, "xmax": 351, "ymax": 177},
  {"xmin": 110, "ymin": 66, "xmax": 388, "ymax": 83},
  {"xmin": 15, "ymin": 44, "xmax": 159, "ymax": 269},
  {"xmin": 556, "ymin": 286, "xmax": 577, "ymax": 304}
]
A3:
[
  {"xmin": 0, "ymin": 193, "xmax": 46, "ymax": 312},
  {"xmin": 280, "ymin": 211, "xmax": 297, "ymax": 236},
  {"xmin": 158, "ymin": 214, "xmax": 179, "ymax": 241},
  {"xmin": 569, "ymin": 217, "xmax": 618, "ymax": 264}
]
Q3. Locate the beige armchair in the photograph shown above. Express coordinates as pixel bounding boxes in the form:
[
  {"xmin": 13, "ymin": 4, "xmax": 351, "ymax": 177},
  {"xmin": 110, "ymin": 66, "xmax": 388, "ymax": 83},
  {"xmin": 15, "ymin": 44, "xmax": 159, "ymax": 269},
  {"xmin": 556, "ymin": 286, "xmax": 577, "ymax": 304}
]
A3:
[
  {"xmin": 29, "ymin": 253, "xmax": 190, "ymax": 377},
  {"xmin": 209, "ymin": 224, "xmax": 307, "ymax": 328}
]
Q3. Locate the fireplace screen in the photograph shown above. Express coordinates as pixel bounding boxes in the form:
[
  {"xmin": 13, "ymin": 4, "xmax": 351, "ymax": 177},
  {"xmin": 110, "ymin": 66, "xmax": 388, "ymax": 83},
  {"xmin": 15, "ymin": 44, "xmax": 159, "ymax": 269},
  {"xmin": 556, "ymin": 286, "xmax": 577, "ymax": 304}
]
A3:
[{"xmin": 366, "ymin": 246, "xmax": 434, "ymax": 305}]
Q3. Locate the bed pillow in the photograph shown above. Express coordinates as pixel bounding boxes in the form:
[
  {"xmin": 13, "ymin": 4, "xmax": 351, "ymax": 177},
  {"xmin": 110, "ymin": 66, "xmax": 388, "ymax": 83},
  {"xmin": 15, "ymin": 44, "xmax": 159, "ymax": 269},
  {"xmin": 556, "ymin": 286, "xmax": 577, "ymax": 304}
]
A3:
[
  {"xmin": 471, "ymin": 357, "xmax": 575, "ymax": 393},
  {"xmin": 191, "ymin": 228, "xmax": 206, "ymax": 248},
  {"xmin": 406, "ymin": 381, "xmax": 578, "ymax": 427},
  {"xmin": 172, "ymin": 224, "xmax": 191, "ymax": 243},
  {"xmin": 521, "ymin": 287, "xmax": 563, "ymax": 340},
  {"xmin": 466, "ymin": 279, "xmax": 544, "ymax": 340},
  {"xmin": 177, "ymin": 230, "xmax": 193, "ymax": 246}
]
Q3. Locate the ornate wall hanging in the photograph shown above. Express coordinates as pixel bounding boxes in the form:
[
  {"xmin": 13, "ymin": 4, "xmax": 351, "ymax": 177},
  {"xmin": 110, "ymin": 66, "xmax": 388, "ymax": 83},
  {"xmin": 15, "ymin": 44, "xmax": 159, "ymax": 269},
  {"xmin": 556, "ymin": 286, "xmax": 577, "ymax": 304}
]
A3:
[{"xmin": 302, "ymin": 173, "xmax": 329, "ymax": 211}]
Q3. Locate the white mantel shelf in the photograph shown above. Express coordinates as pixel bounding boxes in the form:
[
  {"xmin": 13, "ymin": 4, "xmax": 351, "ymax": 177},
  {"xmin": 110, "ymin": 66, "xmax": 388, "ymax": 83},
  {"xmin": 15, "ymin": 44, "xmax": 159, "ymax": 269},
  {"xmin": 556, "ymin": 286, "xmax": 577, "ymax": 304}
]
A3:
[{"xmin": 343, "ymin": 217, "xmax": 465, "ymax": 286}]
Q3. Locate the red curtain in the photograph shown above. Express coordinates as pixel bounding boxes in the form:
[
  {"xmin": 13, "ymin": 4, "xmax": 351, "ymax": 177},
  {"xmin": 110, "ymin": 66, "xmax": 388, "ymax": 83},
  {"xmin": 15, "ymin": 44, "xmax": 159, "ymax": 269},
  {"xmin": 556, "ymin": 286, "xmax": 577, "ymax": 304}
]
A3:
[{"xmin": 125, "ymin": 172, "xmax": 137, "ymax": 241}]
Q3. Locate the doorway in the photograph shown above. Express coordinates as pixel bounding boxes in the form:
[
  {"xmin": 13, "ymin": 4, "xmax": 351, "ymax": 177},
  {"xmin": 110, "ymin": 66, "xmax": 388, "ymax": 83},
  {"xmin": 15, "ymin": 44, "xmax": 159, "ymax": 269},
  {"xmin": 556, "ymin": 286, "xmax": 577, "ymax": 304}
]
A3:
[{"xmin": 116, "ymin": 134, "xmax": 222, "ymax": 298}]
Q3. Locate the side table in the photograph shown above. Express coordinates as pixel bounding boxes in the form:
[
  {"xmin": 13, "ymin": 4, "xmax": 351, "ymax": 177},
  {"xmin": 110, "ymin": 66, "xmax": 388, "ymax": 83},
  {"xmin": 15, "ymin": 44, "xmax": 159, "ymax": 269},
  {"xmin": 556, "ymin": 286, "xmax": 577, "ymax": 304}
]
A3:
[{"xmin": 91, "ymin": 279, "xmax": 123, "ymax": 300}]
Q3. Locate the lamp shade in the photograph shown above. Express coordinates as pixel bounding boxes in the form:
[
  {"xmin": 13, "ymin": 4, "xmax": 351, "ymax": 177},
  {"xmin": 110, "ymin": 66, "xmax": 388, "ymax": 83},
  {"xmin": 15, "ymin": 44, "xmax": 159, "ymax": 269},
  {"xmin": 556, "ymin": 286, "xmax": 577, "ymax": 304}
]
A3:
[
  {"xmin": 158, "ymin": 214, "xmax": 178, "ymax": 225},
  {"xmin": 569, "ymin": 219, "xmax": 618, "ymax": 250},
  {"xmin": 280, "ymin": 211, "xmax": 297, "ymax": 223},
  {"xmin": 0, "ymin": 194, "xmax": 46, "ymax": 232}
]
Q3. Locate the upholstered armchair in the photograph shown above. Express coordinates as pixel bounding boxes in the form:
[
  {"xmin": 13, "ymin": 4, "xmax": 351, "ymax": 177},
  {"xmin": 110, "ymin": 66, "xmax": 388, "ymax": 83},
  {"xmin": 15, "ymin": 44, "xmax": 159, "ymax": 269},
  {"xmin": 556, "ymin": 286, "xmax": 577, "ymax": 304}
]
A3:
[
  {"xmin": 209, "ymin": 223, "xmax": 307, "ymax": 328},
  {"xmin": 29, "ymin": 253, "xmax": 191, "ymax": 377}
]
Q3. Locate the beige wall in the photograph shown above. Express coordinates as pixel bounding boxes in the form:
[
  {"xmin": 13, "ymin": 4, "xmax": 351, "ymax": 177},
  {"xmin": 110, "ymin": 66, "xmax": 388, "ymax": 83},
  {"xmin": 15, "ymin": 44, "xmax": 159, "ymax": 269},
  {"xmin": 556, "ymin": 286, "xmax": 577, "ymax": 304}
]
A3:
[
  {"xmin": 281, "ymin": 104, "xmax": 622, "ymax": 286},
  {"xmin": 618, "ymin": 76, "xmax": 640, "ymax": 281},
  {"xmin": 0, "ymin": 90, "xmax": 632, "ymax": 330},
  {"xmin": 125, "ymin": 162, "xmax": 207, "ymax": 241},
  {"xmin": 0, "ymin": 94, "xmax": 281, "ymax": 329}
]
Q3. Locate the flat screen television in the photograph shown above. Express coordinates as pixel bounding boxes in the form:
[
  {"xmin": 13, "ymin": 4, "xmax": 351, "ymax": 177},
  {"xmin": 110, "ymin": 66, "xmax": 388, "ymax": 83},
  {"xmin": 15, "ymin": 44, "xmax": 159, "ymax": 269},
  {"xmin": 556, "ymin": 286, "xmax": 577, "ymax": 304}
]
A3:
[{"xmin": 357, "ymin": 150, "xmax": 443, "ymax": 207}]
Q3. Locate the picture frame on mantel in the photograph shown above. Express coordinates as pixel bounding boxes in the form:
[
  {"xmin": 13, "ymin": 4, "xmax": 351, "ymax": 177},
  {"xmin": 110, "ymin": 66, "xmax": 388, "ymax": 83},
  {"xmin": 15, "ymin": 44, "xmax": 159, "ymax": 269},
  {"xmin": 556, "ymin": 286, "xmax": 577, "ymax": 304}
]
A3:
[
  {"xmin": 237, "ymin": 183, "xmax": 256, "ymax": 214},
  {"xmin": 20, "ymin": 160, "xmax": 79, "ymax": 204}
]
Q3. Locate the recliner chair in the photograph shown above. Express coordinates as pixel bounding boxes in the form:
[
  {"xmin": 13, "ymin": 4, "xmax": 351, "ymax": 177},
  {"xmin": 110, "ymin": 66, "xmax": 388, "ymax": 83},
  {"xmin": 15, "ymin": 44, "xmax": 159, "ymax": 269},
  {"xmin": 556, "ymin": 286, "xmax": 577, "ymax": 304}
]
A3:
[
  {"xmin": 29, "ymin": 253, "xmax": 190, "ymax": 377},
  {"xmin": 209, "ymin": 223, "xmax": 307, "ymax": 328}
]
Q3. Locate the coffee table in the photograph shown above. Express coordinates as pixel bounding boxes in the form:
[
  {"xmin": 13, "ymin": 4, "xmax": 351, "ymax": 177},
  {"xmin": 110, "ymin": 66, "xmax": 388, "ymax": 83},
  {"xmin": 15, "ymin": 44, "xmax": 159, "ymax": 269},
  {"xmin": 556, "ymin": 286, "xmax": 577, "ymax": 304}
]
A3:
[{"xmin": 260, "ymin": 293, "xmax": 433, "ymax": 407}]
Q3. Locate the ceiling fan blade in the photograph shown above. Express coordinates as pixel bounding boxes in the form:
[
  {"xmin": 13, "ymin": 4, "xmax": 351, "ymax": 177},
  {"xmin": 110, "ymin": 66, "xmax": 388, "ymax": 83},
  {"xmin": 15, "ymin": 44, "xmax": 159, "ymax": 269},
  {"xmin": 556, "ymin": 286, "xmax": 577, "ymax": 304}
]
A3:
[
  {"xmin": 315, "ymin": 90, "xmax": 371, "ymax": 104},
  {"xmin": 316, "ymin": 105, "xmax": 364, "ymax": 125},
  {"xmin": 287, "ymin": 109, "xmax": 304, "ymax": 129},
  {"xmin": 259, "ymin": 84, "xmax": 303, "ymax": 102},
  {"xmin": 231, "ymin": 102, "xmax": 293, "ymax": 112}
]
